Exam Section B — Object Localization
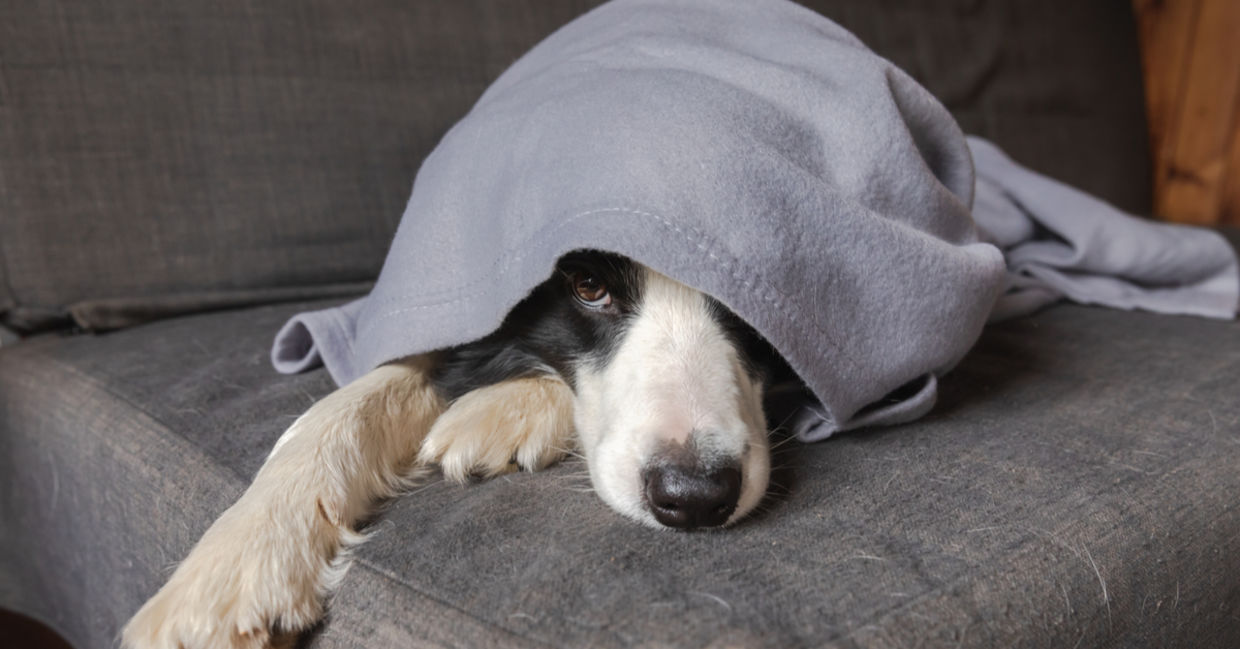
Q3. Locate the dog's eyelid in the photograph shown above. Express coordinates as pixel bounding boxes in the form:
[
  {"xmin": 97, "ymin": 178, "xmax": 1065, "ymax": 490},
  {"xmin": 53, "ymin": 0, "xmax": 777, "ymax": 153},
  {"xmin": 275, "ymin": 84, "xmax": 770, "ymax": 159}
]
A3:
[{"xmin": 557, "ymin": 261, "xmax": 600, "ymax": 280}]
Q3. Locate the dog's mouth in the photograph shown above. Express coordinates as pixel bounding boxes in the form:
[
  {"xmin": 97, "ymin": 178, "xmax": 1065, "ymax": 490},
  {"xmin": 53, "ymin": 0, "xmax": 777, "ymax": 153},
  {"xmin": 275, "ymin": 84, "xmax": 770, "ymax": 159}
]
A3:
[
  {"xmin": 577, "ymin": 417, "xmax": 771, "ymax": 530},
  {"xmin": 637, "ymin": 432, "xmax": 771, "ymax": 529}
]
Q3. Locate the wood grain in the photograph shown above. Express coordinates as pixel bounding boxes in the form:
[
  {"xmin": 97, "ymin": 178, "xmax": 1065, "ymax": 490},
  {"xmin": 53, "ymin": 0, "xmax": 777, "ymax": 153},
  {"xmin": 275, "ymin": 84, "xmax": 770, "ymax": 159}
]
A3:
[{"xmin": 1133, "ymin": 0, "xmax": 1240, "ymax": 225}]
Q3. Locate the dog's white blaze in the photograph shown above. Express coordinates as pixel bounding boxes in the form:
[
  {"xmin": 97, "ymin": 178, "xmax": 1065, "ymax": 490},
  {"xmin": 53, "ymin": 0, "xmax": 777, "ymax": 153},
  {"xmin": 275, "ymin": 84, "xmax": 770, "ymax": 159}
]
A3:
[{"xmin": 574, "ymin": 269, "xmax": 770, "ymax": 527}]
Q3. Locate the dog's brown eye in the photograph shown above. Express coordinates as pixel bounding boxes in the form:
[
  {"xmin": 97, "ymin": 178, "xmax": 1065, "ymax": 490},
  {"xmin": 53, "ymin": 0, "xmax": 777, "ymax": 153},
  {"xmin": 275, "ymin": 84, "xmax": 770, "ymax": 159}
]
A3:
[{"xmin": 571, "ymin": 272, "xmax": 611, "ymax": 308}]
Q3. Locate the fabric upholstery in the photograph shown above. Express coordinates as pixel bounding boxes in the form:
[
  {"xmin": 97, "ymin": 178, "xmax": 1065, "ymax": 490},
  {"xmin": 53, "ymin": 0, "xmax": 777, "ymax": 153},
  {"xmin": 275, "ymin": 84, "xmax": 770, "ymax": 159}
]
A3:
[
  {"xmin": 0, "ymin": 0, "xmax": 1149, "ymax": 333},
  {"xmin": 2, "ymin": 300, "xmax": 1237, "ymax": 648}
]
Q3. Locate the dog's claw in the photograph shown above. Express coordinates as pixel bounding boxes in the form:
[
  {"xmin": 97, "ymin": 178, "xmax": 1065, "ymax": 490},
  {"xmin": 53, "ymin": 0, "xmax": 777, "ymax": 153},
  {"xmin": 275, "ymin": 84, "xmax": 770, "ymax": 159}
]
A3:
[{"xmin": 419, "ymin": 375, "xmax": 576, "ymax": 482}]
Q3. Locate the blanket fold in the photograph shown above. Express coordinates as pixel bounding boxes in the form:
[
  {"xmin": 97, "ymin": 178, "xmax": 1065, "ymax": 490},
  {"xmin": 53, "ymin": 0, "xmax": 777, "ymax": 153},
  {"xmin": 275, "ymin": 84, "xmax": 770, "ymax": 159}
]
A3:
[
  {"xmin": 271, "ymin": 0, "xmax": 1239, "ymax": 440},
  {"xmin": 967, "ymin": 137, "xmax": 1239, "ymax": 323}
]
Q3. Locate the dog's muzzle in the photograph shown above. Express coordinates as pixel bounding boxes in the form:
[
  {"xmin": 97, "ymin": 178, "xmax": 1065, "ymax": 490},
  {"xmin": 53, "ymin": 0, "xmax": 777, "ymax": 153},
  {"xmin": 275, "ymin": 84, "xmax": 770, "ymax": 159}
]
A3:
[{"xmin": 642, "ymin": 457, "xmax": 742, "ymax": 529}]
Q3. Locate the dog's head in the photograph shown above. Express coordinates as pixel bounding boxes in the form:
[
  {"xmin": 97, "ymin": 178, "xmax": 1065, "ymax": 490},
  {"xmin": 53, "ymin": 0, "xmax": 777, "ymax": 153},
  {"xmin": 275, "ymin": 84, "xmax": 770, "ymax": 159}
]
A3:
[
  {"xmin": 439, "ymin": 251, "xmax": 793, "ymax": 529},
  {"xmin": 556, "ymin": 252, "xmax": 777, "ymax": 529}
]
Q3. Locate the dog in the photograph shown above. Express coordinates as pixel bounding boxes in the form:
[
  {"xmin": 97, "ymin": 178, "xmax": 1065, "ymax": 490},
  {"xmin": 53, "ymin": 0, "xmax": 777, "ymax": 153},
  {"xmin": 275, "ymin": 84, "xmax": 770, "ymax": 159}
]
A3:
[{"xmin": 123, "ymin": 249, "xmax": 799, "ymax": 649}]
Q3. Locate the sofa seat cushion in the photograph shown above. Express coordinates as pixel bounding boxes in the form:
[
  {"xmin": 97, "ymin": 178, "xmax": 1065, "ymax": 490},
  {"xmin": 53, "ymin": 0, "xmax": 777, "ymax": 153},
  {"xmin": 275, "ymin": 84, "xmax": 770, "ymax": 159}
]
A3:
[{"xmin": 1, "ymin": 301, "xmax": 1237, "ymax": 648}]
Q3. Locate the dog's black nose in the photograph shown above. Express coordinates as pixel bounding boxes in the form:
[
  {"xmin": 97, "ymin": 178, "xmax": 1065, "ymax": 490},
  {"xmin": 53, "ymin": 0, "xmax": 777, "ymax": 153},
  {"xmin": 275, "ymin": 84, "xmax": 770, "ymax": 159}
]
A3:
[{"xmin": 644, "ymin": 464, "xmax": 741, "ymax": 529}]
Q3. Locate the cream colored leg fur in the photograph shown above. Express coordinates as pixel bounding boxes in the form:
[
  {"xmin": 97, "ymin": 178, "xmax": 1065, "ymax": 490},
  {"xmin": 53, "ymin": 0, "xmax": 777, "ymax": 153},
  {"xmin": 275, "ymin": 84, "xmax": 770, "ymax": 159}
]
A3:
[{"xmin": 122, "ymin": 357, "xmax": 574, "ymax": 649}]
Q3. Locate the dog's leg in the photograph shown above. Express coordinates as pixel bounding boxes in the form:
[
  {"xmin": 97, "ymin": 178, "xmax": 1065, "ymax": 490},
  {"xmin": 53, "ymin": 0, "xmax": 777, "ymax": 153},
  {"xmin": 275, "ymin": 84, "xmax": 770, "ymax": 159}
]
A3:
[
  {"xmin": 123, "ymin": 356, "xmax": 445, "ymax": 649},
  {"xmin": 418, "ymin": 375, "xmax": 576, "ymax": 481}
]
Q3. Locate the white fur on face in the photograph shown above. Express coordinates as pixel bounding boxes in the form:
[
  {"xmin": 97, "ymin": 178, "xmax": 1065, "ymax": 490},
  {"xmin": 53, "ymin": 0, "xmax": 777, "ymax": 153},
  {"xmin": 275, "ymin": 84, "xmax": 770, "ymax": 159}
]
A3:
[{"xmin": 573, "ymin": 269, "xmax": 770, "ymax": 528}]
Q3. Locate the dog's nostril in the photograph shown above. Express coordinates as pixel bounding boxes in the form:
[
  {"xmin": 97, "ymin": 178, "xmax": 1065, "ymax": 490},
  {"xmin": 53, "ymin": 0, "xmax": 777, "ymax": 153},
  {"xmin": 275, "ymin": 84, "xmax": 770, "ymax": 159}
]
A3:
[{"xmin": 644, "ymin": 464, "xmax": 741, "ymax": 529}]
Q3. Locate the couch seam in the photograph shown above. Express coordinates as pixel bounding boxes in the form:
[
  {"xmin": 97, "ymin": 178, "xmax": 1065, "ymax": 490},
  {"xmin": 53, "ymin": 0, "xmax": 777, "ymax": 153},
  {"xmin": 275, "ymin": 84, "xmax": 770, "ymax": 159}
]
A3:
[{"xmin": 23, "ymin": 346, "xmax": 252, "ymax": 488}]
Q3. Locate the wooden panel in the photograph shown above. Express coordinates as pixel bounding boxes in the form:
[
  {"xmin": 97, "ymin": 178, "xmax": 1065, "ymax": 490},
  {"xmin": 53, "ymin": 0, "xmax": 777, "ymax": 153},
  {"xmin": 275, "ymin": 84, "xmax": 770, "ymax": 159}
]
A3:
[
  {"xmin": 1133, "ymin": 0, "xmax": 1240, "ymax": 225},
  {"xmin": 1224, "ymin": 94, "xmax": 1240, "ymax": 224},
  {"xmin": 1133, "ymin": 0, "xmax": 1200, "ymax": 153}
]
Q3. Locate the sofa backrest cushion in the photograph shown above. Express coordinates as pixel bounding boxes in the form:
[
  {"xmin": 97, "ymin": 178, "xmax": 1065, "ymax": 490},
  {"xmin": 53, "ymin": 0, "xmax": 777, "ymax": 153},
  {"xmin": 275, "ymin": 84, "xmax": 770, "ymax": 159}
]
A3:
[
  {"xmin": 0, "ymin": 0, "xmax": 1150, "ymax": 332},
  {"xmin": 0, "ymin": 1, "xmax": 610, "ymax": 332}
]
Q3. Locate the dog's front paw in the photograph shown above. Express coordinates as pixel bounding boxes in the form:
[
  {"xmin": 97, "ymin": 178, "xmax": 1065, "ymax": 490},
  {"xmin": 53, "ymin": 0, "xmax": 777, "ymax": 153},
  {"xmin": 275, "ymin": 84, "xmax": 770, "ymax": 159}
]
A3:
[
  {"xmin": 122, "ymin": 503, "xmax": 326, "ymax": 649},
  {"xmin": 419, "ymin": 375, "xmax": 575, "ymax": 481}
]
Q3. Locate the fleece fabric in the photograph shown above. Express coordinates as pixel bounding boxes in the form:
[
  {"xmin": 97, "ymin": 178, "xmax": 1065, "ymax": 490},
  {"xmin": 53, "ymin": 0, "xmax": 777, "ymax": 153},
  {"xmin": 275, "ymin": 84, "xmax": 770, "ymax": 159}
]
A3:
[
  {"xmin": 271, "ymin": 0, "xmax": 1238, "ymax": 439},
  {"xmin": 967, "ymin": 137, "xmax": 1238, "ymax": 323}
]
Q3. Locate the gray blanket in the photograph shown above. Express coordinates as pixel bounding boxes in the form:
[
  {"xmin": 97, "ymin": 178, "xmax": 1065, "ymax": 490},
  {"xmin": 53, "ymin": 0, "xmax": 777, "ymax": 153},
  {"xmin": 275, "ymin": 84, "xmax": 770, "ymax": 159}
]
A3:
[{"xmin": 271, "ymin": 0, "xmax": 1238, "ymax": 440}]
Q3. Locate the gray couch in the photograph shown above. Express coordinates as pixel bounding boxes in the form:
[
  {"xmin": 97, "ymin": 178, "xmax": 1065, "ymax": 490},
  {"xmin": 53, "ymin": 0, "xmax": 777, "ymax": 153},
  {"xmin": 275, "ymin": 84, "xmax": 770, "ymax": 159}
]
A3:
[{"xmin": 2, "ymin": 2, "xmax": 1237, "ymax": 648}]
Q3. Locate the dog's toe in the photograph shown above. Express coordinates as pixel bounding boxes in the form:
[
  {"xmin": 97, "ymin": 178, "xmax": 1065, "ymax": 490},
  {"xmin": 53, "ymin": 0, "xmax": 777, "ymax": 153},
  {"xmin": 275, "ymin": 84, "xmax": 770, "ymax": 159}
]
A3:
[{"xmin": 419, "ymin": 375, "xmax": 575, "ymax": 482}]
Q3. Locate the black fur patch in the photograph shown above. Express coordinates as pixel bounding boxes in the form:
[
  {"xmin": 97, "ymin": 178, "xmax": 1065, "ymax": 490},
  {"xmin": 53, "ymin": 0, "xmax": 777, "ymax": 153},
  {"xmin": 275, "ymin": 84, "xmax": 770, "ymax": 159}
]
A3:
[
  {"xmin": 430, "ymin": 250, "xmax": 796, "ymax": 402},
  {"xmin": 431, "ymin": 251, "xmax": 641, "ymax": 401},
  {"xmin": 705, "ymin": 296, "xmax": 798, "ymax": 386}
]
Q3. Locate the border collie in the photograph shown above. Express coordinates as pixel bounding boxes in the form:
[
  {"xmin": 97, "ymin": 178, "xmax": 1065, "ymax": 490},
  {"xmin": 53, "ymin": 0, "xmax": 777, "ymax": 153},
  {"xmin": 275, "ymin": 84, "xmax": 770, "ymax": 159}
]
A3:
[{"xmin": 123, "ymin": 250, "xmax": 796, "ymax": 649}]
